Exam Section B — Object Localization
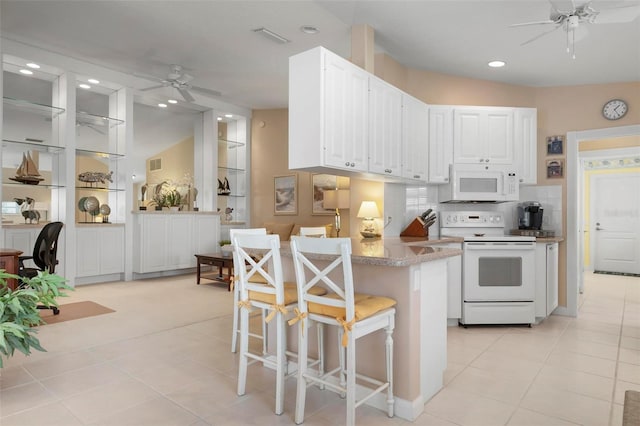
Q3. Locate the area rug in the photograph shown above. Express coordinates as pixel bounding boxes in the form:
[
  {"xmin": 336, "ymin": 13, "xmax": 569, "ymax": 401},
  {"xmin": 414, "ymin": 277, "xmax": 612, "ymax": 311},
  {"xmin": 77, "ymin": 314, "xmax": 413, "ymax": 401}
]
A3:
[
  {"xmin": 38, "ymin": 301, "xmax": 115, "ymax": 325},
  {"xmin": 594, "ymin": 270, "xmax": 640, "ymax": 278}
]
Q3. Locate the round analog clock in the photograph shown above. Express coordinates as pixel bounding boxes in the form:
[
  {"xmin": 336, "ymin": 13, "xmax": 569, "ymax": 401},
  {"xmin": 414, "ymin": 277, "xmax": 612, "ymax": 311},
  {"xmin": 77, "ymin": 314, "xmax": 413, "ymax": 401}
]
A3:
[{"xmin": 602, "ymin": 99, "xmax": 628, "ymax": 120}]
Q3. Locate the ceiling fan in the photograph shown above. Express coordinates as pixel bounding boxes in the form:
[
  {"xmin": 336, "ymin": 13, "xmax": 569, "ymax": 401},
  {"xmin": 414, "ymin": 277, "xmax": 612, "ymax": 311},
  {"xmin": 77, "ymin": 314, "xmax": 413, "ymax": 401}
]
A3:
[
  {"xmin": 140, "ymin": 64, "xmax": 221, "ymax": 102},
  {"xmin": 510, "ymin": 0, "xmax": 640, "ymax": 58}
]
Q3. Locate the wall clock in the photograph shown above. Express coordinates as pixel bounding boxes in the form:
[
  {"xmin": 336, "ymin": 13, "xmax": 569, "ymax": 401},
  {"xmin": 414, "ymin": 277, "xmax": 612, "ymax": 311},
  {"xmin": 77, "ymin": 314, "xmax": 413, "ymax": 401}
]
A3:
[{"xmin": 602, "ymin": 99, "xmax": 628, "ymax": 120}]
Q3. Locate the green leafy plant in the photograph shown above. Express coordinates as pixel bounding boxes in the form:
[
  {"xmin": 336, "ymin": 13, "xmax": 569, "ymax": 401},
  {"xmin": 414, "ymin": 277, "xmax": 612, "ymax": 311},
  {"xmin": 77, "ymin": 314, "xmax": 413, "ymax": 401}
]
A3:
[
  {"xmin": 219, "ymin": 239, "xmax": 231, "ymax": 247},
  {"xmin": 165, "ymin": 190, "xmax": 182, "ymax": 207},
  {"xmin": 0, "ymin": 271, "xmax": 72, "ymax": 367},
  {"xmin": 150, "ymin": 192, "xmax": 168, "ymax": 208}
]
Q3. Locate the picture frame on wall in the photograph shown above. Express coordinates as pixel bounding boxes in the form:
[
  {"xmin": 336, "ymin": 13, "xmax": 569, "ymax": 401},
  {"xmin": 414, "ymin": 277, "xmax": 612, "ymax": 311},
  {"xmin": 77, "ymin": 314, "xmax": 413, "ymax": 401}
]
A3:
[
  {"xmin": 274, "ymin": 174, "xmax": 297, "ymax": 215},
  {"xmin": 547, "ymin": 135, "xmax": 564, "ymax": 155},
  {"xmin": 546, "ymin": 159, "xmax": 564, "ymax": 178},
  {"xmin": 312, "ymin": 174, "xmax": 337, "ymax": 215}
]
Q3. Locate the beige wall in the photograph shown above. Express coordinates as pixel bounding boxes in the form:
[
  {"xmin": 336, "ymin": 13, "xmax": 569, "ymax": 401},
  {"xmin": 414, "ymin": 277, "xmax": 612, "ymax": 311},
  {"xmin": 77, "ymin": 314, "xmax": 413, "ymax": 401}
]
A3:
[{"xmin": 250, "ymin": 54, "xmax": 639, "ymax": 308}]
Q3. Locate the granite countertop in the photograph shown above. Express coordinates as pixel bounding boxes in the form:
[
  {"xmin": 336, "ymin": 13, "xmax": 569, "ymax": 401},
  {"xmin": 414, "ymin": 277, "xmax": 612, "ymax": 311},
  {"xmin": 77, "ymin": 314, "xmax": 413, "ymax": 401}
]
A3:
[
  {"xmin": 536, "ymin": 236, "xmax": 564, "ymax": 243},
  {"xmin": 132, "ymin": 210, "xmax": 221, "ymax": 215},
  {"xmin": 280, "ymin": 237, "xmax": 462, "ymax": 267}
]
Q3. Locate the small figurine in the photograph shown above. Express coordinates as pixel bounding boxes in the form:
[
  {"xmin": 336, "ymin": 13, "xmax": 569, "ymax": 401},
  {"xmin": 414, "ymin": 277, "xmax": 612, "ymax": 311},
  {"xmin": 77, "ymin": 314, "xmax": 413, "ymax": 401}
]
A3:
[
  {"xmin": 78, "ymin": 171, "xmax": 113, "ymax": 185},
  {"xmin": 14, "ymin": 197, "xmax": 40, "ymax": 223},
  {"xmin": 225, "ymin": 207, "xmax": 233, "ymax": 222}
]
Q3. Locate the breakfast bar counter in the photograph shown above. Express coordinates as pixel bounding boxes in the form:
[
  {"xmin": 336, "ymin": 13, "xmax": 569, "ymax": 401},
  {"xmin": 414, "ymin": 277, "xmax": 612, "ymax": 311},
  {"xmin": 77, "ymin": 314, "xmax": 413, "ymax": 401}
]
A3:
[{"xmin": 276, "ymin": 237, "xmax": 462, "ymax": 421}]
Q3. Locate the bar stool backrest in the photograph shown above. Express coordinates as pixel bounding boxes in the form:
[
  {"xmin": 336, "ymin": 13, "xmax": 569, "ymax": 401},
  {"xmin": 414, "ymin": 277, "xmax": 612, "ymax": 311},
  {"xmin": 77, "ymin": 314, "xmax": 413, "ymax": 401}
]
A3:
[
  {"xmin": 299, "ymin": 226, "xmax": 327, "ymax": 238},
  {"xmin": 289, "ymin": 236, "xmax": 355, "ymax": 321},
  {"xmin": 233, "ymin": 234, "xmax": 285, "ymax": 305}
]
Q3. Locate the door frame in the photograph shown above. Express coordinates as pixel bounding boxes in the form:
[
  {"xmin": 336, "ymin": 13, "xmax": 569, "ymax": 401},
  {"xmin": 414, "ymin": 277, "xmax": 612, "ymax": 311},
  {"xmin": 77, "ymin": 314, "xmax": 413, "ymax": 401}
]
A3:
[{"xmin": 564, "ymin": 125, "xmax": 640, "ymax": 317}]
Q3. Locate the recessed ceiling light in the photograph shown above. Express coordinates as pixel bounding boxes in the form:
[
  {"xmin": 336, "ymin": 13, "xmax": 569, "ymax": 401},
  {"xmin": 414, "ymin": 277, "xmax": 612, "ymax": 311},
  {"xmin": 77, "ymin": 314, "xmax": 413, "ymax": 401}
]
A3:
[
  {"xmin": 488, "ymin": 60, "xmax": 506, "ymax": 68},
  {"xmin": 26, "ymin": 63, "xmax": 40, "ymax": 69},
  {"xmin": 79, "ymin": 83, "xmax": 91, "ymax": 89},
  {"xmin": 88, "ymin": 78, "xmax": 100, "ymax": 84},
  {"xmin": 158, "ymin": 103, "xmax": 167, "ymax": 108},
  {"xmin": 217, "ymin": 117, "xmax": 222, "ymax": 121},
  {"xmin": 168, "ymin": 99, "xmax": 178, "ymax": 104},
  {"xmin": 225, "ymin": 114, "xmax": 233, "ymax": 118},
  {"xmin": 19, "ymin": 69, "xmax": 34, "ymax": 75},
  {"xmin": 300, "ymin": 25, "xmax": 319, "ymax": 34}
]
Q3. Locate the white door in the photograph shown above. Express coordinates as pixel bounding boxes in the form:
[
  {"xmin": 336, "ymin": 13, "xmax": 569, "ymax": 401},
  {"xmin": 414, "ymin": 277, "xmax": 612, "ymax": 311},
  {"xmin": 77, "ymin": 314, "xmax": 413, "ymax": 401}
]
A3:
[{"xmin": 591, "ymin": 173, "xmax": 640, "ymax": 274}]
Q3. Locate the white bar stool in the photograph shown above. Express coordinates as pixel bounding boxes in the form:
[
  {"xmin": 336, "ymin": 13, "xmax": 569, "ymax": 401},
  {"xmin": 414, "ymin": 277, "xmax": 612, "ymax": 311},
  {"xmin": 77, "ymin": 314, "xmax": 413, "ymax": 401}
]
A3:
[
  {"xmin": 290, "ymin": 236, "xmax": 396, "ymax": 426},
  {"xmin": 299, "ymin": 226, "xmax": 327, "ymax": 237}
]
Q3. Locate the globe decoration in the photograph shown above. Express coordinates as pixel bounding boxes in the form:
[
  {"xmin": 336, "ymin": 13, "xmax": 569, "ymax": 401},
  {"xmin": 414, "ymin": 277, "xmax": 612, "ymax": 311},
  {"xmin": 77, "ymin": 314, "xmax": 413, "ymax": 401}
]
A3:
[
  {"xmin": 78, "ymin": 197, "xmax": 88, "ymax": 212},
  {"xmin": 99, "ymin": 204, "xmax": 111, "ymax": 216},
  {"xmin": 83, "ymin": 196, "xmax": 100, "ymax": 214}
]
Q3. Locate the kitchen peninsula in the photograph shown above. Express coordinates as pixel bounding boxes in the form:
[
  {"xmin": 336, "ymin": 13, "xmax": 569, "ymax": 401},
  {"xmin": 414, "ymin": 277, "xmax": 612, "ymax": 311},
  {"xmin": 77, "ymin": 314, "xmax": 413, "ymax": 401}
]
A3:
[{"xmin": 278, "ymin": 237, "xmax": 462, "ymax": 421}]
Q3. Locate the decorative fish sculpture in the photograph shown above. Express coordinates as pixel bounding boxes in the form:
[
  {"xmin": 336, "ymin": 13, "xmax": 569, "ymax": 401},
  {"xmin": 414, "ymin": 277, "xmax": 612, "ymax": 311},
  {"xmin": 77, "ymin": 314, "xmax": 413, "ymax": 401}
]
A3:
[{"xmin": 78, "ymin": 171, "xmax": 113, "ymax": 184}]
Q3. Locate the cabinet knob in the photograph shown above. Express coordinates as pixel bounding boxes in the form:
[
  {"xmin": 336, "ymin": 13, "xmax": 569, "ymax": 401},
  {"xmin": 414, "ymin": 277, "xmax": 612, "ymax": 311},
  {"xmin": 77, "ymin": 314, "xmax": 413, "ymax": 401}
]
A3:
[
  {"xmin": 350, "ymin": 162, "xmax": 355, "ymax": 167},
  {"xmin": 414, "ymin": 174, "xmax": 420, "ymax": 178},
  {"xmin": 519, "ymin": 178, "xmax": 524, "ymax": 182},
  {"xmin": 345, "ymin": 162, "xmax": 350, "ymax": 167},
  {"xmin": 444, "ymin": 177, "xmax": 449, "ymax": 182},
  {"xmin": 479, "ymin": 159, "xmax": 484, "ymax": 162},
  {"xmin": 486, "ymin": 159, "xmax": 490, "ymax": 163}
]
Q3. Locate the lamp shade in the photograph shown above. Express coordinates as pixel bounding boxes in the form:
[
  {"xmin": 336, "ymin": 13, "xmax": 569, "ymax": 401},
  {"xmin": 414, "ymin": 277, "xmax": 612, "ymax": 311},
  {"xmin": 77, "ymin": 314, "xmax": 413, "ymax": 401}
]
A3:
[
  {"xmin": 323, "ymin": 189, "xmax": 350, "ymax": 209},
  {"xmin": 357, "ymin": 201, "xmax": 380, "ymax": 219}
]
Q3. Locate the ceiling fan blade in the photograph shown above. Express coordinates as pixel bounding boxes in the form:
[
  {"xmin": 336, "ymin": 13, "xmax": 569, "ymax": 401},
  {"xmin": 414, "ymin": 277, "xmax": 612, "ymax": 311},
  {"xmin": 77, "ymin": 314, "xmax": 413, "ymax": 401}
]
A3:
[
  {"xmin": 177, "ymin": 87, "xmax": 195, "ymax": 103},
  {"xmin": 190, "ymin": 85, "xmax": 222, "ymax": 98},
  {"xmin": 594, "ymin": 5, "xmax": 640, "ymax": 24},
  {"xmin": 140, "ymin": 83, "xmax": 167, "ymax": 91},
  {"xmin": 510, "ymin": 20, "xmax": 558, "ymax": 27},
  {"xmin": 521, "ymin": 25, "xmax": 563, "ymax": 46}
]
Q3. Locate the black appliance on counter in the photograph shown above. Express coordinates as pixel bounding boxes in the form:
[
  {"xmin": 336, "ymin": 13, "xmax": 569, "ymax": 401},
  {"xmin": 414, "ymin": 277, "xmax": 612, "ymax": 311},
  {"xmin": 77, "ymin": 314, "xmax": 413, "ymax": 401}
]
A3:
[{"xmin": 518, "ymin": 201, "xmax": 544, "ymax": 230}]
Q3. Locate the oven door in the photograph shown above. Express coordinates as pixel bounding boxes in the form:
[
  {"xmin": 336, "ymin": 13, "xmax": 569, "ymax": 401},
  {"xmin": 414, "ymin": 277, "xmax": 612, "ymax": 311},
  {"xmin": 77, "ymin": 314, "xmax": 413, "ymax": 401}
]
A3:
[{"xmin": 463, "ymin": 241, "xmax": 535, "ymax": 301}]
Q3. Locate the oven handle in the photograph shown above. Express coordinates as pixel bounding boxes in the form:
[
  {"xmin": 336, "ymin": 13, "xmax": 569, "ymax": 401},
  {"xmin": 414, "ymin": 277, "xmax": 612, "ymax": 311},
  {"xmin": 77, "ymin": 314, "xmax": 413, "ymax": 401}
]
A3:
[{"xmin": 465, "ymin": 243, "xmax": 535, "ymax": 250}]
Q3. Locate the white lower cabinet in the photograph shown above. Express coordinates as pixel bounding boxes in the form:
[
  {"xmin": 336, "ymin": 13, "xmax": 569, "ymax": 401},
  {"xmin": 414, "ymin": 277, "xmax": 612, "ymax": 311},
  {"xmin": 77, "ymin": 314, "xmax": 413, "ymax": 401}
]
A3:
[
  {"xmin": 440, "ymin": 242, "xmax": 462, "ymax": 320},
  {"xmin": 4, "ymin": 225, "xmax": 66, "ymax": 277},
  {"xmin": 535, "ymin": 242, "xmax": 559, "ymax": 319},
  {"xmin": 76, "ymin": 226, "xmax": 124, "ymax": 278},
  {"xmin": 133, "ymin": 213, "xmax": 220, "ymax": 274}
]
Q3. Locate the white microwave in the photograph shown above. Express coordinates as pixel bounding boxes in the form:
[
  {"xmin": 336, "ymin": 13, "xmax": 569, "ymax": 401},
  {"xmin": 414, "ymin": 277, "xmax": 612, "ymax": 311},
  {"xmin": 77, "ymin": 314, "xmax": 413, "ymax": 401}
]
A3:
[{"xmin": 439, "ymin": 164, "xmax": 519, "ymax": 203}]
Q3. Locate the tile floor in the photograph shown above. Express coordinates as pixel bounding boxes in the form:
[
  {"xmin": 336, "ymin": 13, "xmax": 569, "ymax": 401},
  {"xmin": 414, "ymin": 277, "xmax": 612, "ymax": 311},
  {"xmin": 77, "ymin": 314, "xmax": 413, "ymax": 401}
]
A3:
[{"xmin": 1, "ymin": 272, "xmax": 639, "ymax": 425}]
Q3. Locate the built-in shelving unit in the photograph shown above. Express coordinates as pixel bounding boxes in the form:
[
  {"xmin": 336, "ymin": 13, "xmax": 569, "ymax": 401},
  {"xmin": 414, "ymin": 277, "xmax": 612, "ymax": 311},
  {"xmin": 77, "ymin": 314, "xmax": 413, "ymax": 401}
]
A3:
[{"xmin": 217, "ymin": 136, "xmax": 246, "ymax": 225}]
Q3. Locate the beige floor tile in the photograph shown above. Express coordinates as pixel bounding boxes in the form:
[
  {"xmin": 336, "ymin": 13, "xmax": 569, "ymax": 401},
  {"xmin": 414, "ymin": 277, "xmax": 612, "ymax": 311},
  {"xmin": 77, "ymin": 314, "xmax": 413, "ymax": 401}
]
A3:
[
  {"xmin": 610, "ymin": 403, "xmax": 624, "ymax": 426},
  {"xmin": 520, "ymin": 383, "xmax": 612, "ymax": 426},
  {"xmin": 621, "ymin": 334, "xmax": 640, "ymax": 351},
  {"xmin": 533, "ymin": 365, "xmax": 614, "ymax": 402},
  {"xmin": 546, "ymin": 348, "xmax": 617, "ymax": 378},
  {"xmin": 613, "ymin": 379, "xmax": 640, "ymax": 405},
  {"xmin": 470, "ymin": 350, "xmax": 544, "ymax": 382},
  {"xmin": 22, "ymin": 349, "xmax": 103, "ymax": 380},
  {"xmin": 442, "ymin": 362, "xmax": 465, "ymax": 385},
  {"xmin": 484, "ymin": 332, "xmax": 558, "ymax": 362},
  {"xmin": 561, "ymin": 327, "xmax": 621, "ymax": 347},
  {"xmin": 60, "ymin": 376, "xmax": 159, "ymax": 424},
  {"xmin": 554, "ymin": 336, "xmax": 619, "ymax": 361},
  {"xmin": 0, "ymin": 401, "xmax": 83, "ymax": 426},
  {"xmin": 619, "ymin": 347, "xmax": 640, "ymax": 365},
  {"xmin": 0, "ymin": 366, "xmax": 35, "ymax": 390},
  {"xmin": 88, "ymin": 396, "xmax": 201, "ymax": 426},
  {"xmin": 412, "ymin": 412, "xmax": 462, "ymax": 426},
  {"xmin": 568, "ymin": 318, "xmax": 621, "ymax": 337},
  {"xmin": 446, "ymin": 366, "xmax": 532, "ymax": 405},
  {"xmin": 424, "ymin": 387, "xmax": 516, "ymax": 426},
  {"xmin": 0, "ymin": 381, "xmax": 58, "ymax": 418},
  {"xmin": 506, "ymin": 407, "xmax": 580, "ymax": 426},
  {"xmin": 622, "ymin": 324, "xmax": 640, "ymax": 339},
  {"xmin": 40, "ymin": 362, "xmax": 130, "ymax": 399},
  {"xmin": 617, "ymin": 361, "xmax": 640, "ymax": 385}
]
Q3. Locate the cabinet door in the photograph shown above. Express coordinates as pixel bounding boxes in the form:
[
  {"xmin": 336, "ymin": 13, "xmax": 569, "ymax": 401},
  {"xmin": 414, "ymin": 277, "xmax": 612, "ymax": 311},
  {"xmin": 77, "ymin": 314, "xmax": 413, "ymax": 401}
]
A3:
[
  {"xmin": 76, "ymin": 228, "xmax": 101, "ymax": 277},
  {"xmin": 4, "ymin": 228, "xmax": 40, "ymax": 269},
  {"xmin": 546, "ymin": 243, "xmax": 559, "ymax": 314},
  {"xmin": 428, "ymin": 106, "xmax": 454, "ymax": 183},
  {"xmin": 99, "ymin": 227, "xmax": 125, "ymax": 275},
  {"xmin": 514, "ymin": 108, "xmax": 537, "ymax": 184},
  {"xmin": 193, "ymin": 215, "xmax": 220, "ymax": 257},
  {"xmin": 454, "ymin": 108, "xmax": 484, "ymax": 164},
  {"xmin": 402, "ymin": 94, "xmax": 429, "ymax": 181},
  {"xmin": 369, "ymin": 77, "xmax": 402, "ymax": 176},
  {"xmin": 141, "ymin": 215, "xmax": 168, "ymax": 272},
  {"xmin": 485, "ymin": 108, "xmax": 514, "ymax": 164},
  {"xmin": 323, "ymin": 51, "xmax": 369, "ymax": 171},
  {"xmin": 167, "ymin": 215, "xmax": 193, "ymax": 269}
]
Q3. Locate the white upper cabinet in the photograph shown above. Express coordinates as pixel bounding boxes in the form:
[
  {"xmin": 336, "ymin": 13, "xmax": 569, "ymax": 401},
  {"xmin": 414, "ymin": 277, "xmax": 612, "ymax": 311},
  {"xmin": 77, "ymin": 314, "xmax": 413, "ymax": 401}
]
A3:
[
  {"xmin": 514, "ymin": 108, "xmax": 538, "ymax": 184},
  {"xmin": 289, "ymin": 47, "xmax": 368, "ymax": 173},
  {"xmin": 369, "ymin": 77, "xmax": 402, "ymax": 177},
  {"xmin": 453, "ymin": 107, "xmax": 514, "ymax": 165},
  {"xmin": 402, "ymin": 94, "xmax": 429, "ymax": 181},
  {"xmin": 428, "ymin": 106, "xmax": 454, "ymax": 184}
]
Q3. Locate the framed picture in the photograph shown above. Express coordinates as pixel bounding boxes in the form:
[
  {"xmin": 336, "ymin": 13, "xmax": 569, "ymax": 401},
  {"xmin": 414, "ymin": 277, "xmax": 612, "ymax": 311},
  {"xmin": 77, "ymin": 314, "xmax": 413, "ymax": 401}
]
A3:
[
  {"xmin": 312, "ymin": 174, "xmax": 337, "ymax": 215},
  {"xmin": 547, "ymin": 135, "xmax": 564, "ymax": 155},
  {"xmin": 546, "ymin": 159, "xmax": 564, "ymax": 178},
  {"xmin": 274, "ymin": 174, "xmax": 297, "ymax": 215}
]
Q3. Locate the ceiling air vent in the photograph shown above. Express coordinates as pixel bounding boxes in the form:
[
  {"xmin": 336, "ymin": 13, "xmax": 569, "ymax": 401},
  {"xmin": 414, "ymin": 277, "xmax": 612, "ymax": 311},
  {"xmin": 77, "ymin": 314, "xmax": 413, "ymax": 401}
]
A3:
[{"xmin": 149, "ymin": 158, "xmax": 162, "ymax": 172}]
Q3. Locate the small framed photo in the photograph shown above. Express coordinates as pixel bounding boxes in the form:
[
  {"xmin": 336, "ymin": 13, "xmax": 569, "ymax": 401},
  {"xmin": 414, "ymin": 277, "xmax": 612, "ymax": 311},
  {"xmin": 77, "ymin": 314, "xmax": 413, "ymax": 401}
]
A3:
[
  {"xmin": 546, "ymin": 159, "xmax": 564, "ymax": 179},
  {"xmin": 312, "ymin": 174, "xmax": 337, "ymax": 215},
  {"xmin": 274, "ymin": 174, "xmax": 297, "ymax": 215},
  {"xmin": 547, "ymin": 135, "xmax": 564, "ymax": 155}
]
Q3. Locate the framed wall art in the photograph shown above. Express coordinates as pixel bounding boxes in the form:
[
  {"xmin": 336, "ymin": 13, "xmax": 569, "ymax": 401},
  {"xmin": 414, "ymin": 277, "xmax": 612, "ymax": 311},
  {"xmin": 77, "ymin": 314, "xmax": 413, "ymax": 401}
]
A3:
[
  {"xmin": 547, "ymin": 135, "xmax": 564, "ymax": 155},
  {"xmin": 312, "ymin": 174, "xmax": 337, "ymax": 215},
  {"xmin": 546, "ymin": 159, "xmax": 564, "ymax": 178},
  {"xmin": 274, "ymin": 174, "xmax": 297, "ymax": 215}
]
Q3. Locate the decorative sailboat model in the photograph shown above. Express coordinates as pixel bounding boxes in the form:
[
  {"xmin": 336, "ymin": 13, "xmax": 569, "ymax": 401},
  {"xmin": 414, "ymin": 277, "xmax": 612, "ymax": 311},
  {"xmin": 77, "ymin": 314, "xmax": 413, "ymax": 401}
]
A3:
[{"xmin": 9, "ymin": 152, "xmax": 45, "ymax": 185}]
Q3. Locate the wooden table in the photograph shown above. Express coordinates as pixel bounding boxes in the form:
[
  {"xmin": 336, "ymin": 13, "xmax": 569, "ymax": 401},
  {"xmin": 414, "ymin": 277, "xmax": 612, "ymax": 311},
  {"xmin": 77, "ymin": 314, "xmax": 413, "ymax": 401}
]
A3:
[
  {"xmin": 0, "ymin": 248, "xmax": 23, "ymax": 290},
  {"xmin": 194, "ymin": 252, "xmax": 234, "ymax": 290}
]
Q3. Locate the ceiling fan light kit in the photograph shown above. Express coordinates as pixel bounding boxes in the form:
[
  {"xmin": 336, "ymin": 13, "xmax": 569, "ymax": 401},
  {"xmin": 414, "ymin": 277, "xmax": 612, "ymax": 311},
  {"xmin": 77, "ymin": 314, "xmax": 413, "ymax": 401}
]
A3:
[{"xmin": 139, "ymin": 64, "xmax": 222, "ymax": 103}]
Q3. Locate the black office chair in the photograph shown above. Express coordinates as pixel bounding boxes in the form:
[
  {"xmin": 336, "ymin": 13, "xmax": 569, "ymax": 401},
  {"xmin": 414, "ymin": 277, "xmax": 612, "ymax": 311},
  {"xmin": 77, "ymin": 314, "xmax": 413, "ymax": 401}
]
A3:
[{"xmin": 18, "ymin": 221, "xmax": 64, "ymax": 315}]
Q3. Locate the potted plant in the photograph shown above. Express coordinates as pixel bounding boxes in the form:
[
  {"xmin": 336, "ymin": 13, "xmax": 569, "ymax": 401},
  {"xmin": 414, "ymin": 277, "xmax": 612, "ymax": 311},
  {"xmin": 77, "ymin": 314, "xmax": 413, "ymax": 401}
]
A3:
[
  {"xmin": 219, "ymin": 239, "xmax": 232, "ymax": 254},
  {"xmin": 165, "ymin": 190, "xmax": 182, "ymax": 211},
  {"xmin": 0, "ymin": 271, "xmax": 72, "ymax": 367},
  {"xmin": 150, "ymin": 192, "xmax": 167, "ymax": 211}
]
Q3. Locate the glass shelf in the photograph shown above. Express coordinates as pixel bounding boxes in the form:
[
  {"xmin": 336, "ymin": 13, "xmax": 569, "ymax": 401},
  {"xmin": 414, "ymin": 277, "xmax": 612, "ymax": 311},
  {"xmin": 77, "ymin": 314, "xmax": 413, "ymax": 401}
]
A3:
[
  {"xmin": 76, "ymin": 186, "xmax": 125, "ymax": 192},
  {"xmin": 217, "ymin": 193, "xmax": 245, "ymax": 197},
  {"xmin": 3, "ymin": 97, "xmax": 65, "ymax": 119},
  {"xmin": 76, "ymin": 111, "xmax": 124, "ymax": 128},
  {"xmin": 2, "ymin": 139, "xmax": 65, "ymax": 154},
  {"xmin": 76, "ymin": 148, "xmax": 124, "ymax": 159},
  {"xmin": 218, "ymin": 138, "xmax": 245, "ymax": 148},
  {"xmin": 218, "ymin": 165, "xmax": 245, "ymax": 173},
  {"xmin": 2, "ymin": 182, "xmax": 65, "ymax": 189}
]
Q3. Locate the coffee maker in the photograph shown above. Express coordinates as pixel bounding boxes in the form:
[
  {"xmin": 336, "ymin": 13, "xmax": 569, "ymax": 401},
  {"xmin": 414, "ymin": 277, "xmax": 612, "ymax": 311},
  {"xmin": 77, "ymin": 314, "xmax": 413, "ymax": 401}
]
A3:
[{"xmin": 518, "ymin": 201, "xmax": 543, "ymax": 230}]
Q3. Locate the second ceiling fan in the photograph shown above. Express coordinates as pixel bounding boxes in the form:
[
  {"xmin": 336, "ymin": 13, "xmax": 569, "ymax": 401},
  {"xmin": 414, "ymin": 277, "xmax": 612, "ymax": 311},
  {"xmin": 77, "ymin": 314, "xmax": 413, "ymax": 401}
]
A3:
[{"xmin": 140, "ymin": 64, "xmax": 221, "ymax": 103}]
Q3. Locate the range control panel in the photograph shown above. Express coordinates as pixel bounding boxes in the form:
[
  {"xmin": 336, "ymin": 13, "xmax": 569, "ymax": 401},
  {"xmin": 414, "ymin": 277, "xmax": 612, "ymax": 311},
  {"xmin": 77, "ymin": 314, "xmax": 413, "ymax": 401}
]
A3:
[{"xmin": 441, "ymin": 211, "xmax": 504, "ymax": 228}]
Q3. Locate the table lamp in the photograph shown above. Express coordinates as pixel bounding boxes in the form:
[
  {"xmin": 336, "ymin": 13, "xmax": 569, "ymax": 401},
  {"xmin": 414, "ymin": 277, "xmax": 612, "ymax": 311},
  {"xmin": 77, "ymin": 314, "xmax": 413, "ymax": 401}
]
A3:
[
  {"xmin": 357, "ymin": 201, "xmax": 381, "ymax": 238},
  {"xmin": 323, "ymin": 189, "xmax": 350, "ymax": 237}
]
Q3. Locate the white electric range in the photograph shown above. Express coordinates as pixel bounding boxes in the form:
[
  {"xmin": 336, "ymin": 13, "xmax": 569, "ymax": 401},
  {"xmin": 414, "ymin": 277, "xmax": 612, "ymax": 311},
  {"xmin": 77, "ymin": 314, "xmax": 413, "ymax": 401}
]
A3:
[{"xmin": 441, "ymin": 211, "xmax": 536, "ymax": 326}]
